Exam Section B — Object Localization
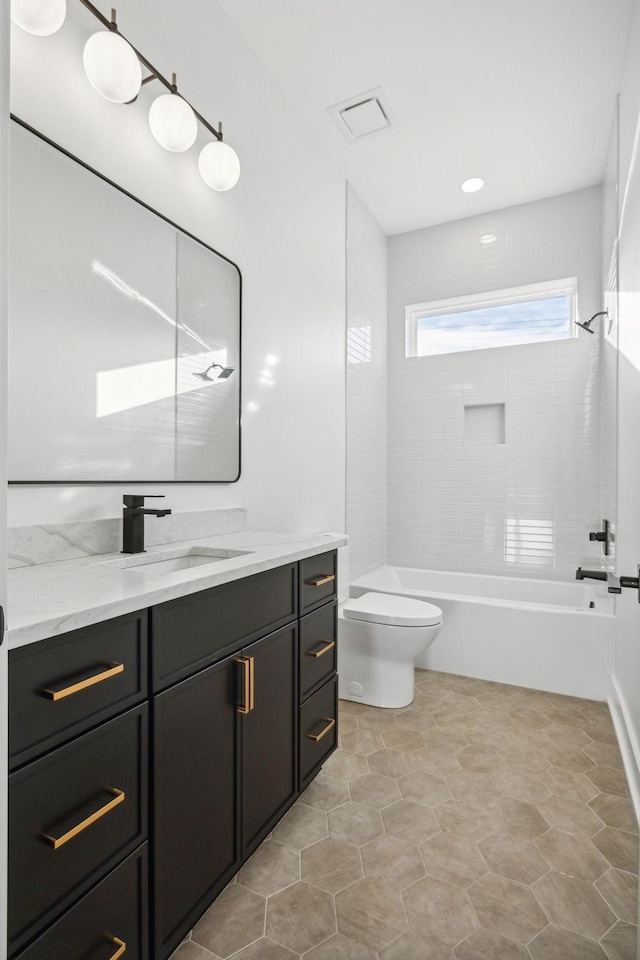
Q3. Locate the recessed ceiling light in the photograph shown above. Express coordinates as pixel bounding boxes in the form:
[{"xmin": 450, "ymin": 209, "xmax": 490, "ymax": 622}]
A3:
[
  {"xmin": 480, "ymin": 234, "xmax": 497, "ymax": 244},
  {"xmin": 460, "ymin": 177, "xmax": 485, "ymax": 193}
]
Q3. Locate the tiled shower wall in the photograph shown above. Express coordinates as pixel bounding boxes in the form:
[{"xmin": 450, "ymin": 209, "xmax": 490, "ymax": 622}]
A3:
[
  {"xmin": 346, "ymin": 186, "xmax": 388, "ymax": 580},
  {"xmin": 387, "ymin": 187, "xmax": 607, "ymax": 580}
]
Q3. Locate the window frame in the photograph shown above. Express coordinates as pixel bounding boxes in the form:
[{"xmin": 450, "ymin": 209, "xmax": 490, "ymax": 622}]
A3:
[{"xmin": 404, "ymin": 277, "xmax": 579, "ymax": 358}]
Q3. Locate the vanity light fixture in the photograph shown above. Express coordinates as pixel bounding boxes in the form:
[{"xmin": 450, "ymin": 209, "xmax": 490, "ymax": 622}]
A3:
[
  {"xmin": 192, "ymin": 363, "xmax": 235, "ymax": 383},
  {"xmin": 149, "ymin": 76, "xmax": 198, "ymax": 153},
  {"xmin": 460, "ymin": 177, "xmax": 485, "ymax": 193},
  {"xmin": 18, "ymin": 0, "xmax": 241, "ymax": 190},
  {"xmin": 11, "ymin": 0, "xmax": 67, "ymax": 36}
]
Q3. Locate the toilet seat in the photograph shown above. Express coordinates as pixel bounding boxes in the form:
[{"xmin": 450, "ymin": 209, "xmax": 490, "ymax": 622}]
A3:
[{"xmin": 342, "ymin": 592, "xmax": 442, "ymax": 627}]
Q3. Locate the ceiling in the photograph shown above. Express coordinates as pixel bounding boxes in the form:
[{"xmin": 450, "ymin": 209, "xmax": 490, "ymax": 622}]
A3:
[{"xmin": 218, "ymin": 0, "xmax": 633, "ymax": 234}]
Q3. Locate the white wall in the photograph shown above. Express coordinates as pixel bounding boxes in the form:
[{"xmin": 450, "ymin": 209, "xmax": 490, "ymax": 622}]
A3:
[
  {"xmin": 386, "ymin": 188, "xmax": 605, "ymax": 580},
  {"xmin": 0, "ymin": 3, "xmax": 8, "ymax": 956},
  {"xmin": 8, "ymin": 0, "xmax": 346, "ymax": 537},
  {"xmin": 346, "ymin": 186, "xmax": 388, "ymax": 581},
  {"xmin": 610, "ymin": 0, "xmax": 640, "ymax": 816}
]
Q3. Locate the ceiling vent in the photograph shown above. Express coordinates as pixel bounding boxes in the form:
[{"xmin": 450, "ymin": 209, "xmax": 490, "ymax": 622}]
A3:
[{"xmin": 328, "ymin": 88, "xmax": 391, "ymax": 142}]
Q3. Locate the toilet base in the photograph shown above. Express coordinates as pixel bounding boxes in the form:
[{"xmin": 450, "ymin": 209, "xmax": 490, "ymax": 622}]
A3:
[{"xmin": 338, "ymin": 657, "xmax": 417, "ymax": 709}]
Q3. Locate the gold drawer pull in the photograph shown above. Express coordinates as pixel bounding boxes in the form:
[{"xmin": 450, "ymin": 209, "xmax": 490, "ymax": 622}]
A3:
[
  {"xmin": 42, "ymin": 662, "xmax": 124, "ymax": 701},
  {"xmin": 305, "ymin": 717, "xmax": 336, "ymax": 742},
  {"xmin": 306, "ymin": 640, "xmax": 335, "ymax": 659},
  {"xmin": 42, "ymin": 789, "xmax": 125, "ymax": 850},
  {"xmin": 236, "ymin": 656, "xmax": 255, "ymax": 714},
  {"xmin": 109, "ymin": 938, "xmax": 127, "ymax": 960},
  {"xmin": 308, "ymin": 574, "xmax": 336, "ymax": 587}
]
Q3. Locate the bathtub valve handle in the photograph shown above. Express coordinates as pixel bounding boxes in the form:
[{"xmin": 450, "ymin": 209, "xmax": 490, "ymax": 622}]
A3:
[{"xmin": 614, "ymin": 566, "xmax": 640, "ymax": 602}]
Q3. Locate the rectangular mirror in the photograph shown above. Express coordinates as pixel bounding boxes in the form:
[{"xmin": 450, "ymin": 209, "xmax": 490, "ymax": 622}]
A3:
[{"xmin": 8, "ymin": 119, "xmax": 241, "ymax": 483}]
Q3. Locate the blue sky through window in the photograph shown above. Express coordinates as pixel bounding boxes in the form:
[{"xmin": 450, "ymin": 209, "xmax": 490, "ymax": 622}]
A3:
[{"xmin": 416, "ymin": 295, "xmax": 571, "ymax": 357}]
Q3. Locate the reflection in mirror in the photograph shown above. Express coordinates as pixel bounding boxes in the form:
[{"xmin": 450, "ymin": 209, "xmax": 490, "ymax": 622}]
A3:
[{"xmin": 8, "ymin": 119, "xmax": 241, "ymax": 483}]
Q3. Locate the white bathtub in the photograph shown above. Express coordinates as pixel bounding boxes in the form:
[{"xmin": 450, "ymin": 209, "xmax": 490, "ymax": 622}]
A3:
[{"xmin": 349, "ymin": 566, "xmax": 615, "ymax": 700}]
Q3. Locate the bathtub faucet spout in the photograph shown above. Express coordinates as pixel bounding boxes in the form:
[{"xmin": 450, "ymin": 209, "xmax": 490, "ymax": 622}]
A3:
[{"xmin": 575, "ymin": 567, "xmax": 606, "ymax": 582}]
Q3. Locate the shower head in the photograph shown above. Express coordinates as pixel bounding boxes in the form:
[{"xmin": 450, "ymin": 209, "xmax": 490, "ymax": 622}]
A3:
[
  {"xmin": 193, "ymin": 363, "xmax": 235, "ymax": 382},
  {"xmin": 575, "ymin": 310, "xmax": 608, "ymax": 334}
]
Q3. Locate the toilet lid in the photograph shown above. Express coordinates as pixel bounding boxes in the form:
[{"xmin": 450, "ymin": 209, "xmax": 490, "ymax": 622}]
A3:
[{"xmin": 343, "ymin": 592, "xmax": 442, "ymax": 627}]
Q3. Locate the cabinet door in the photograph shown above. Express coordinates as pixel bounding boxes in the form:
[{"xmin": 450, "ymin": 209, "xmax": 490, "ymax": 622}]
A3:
[
  {"xmin": 241, "ymin": 625, "xmax": 297, "ymax": 856},
  {"xmin": 153, "ymin": 656, "xmax": 239, "ymax": 959}
]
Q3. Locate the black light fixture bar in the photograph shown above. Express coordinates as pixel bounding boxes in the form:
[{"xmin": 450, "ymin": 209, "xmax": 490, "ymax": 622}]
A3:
[{"xmin": 76, "ymin": 0, "xmax": 223, "ymax": 141}]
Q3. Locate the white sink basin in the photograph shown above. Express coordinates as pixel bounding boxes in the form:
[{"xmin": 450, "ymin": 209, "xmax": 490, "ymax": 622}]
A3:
[{"xmin": 102, "ymin": 546, "xmax": 253, "ymax": 575}]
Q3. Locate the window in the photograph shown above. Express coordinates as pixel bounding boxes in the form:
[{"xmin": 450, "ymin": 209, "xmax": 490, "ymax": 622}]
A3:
[{"xmin": 405, "ymin": 279, "xmax": 577, "ymax": 358}]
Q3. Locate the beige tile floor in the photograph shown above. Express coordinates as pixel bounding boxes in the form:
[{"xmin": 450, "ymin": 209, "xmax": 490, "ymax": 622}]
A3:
[{"xmin": 173, "ymin": 670, "xmax": 639, "ymax": 960}]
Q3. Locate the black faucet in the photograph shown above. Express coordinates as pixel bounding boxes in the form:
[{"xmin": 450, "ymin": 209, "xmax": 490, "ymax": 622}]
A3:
[{"xmin": 122, "ymin": 495, "xmax": 172, "ymax": 554}]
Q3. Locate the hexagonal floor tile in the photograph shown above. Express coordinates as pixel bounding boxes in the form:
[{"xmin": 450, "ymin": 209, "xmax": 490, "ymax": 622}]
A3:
[
  {"xmin": 478, "ymin": 830, "xmax": 549, "ymax": 884},
  {"xmin": 446, "ymin": 769, "xmax": 501, "ymax": 807},
  {"xmin": 328, "ymin": 801, "xmax": 385, "ymax": 846},
  {"xmin": 402, "ymin": 875, "xmax": 478, "ymax": 946},
  {"xmin": 266, "ymin": 881, "xmax": 335, "ymax": 954},
  {"xmin": 192, "ymin": 884, "xmax": 266, "ymax": 958},
  {"xmin": 361, "ymin": 834, "xmax": 425, "ymax": 890},
  {"xmin": 340, "ymin": 729, "xmax": 385, "ymax": 756},
  {"xmin": 398, "ymin": 771, "xmax": 451, "ymax": 807},
  {"xmin": 586, "ymin": 766, "xmax": 631, "ymax": 798},
  {"xmin": 301, "ymin": 836, "xmax": 363, "ymax": 893},
  {"xmin": 454, "ymin": 928, "xmax": 529, "ymax": 960},
  {"xmin": 381, "ymin": 728, "xmax": 426, "ymax": 753},
  {"xmin": 485, "ymin": 797, "xmax": 549, "ymax": 839},
  {"xmin": 531, "ymin": 870, "xmax": 616, "ymax": 940},
  {"xmin": 381, "ymin": 799, "xmax": 440, "ymax": 843},
  {"xmin": 271, "ymin": 803, "xmax": 328, "ymax": 850},
  {"xmin": 299, "ymin": 772, "xmax": 351, "ymax": 811},
  {"xmin": 589, "ymin": 793, "xmax": 638, "ymax": 834},
  {"xmin": 236, "ymin": 839, "xmax": 300, "ymax": 897},
  {"xmin": 349, "ymin": 772, "xmax": 402, "ymax": 809},
  {"xmin": 527, "ymin": 924, "xmax": 608, "ymax": 960},
  {"xmin": 591, "ymin": 826, "xmax": 639, "ymax": 874},
  {"xmin": 171, "ymin": 943, "xmax": 223, "ymax": 960},
  {"xmin": 379, "ymin": 930, "xmax": 454, "ymax": 959},
  {"xmin": 412, "ymin": 746, "xmax": 462, "ymax": 778},
  {"xmin": 367, "ymin": 748, "xmax": 415, "ymax": 778},
  {"xmin": 323, "ymin": 749, "xmax": 369, "ymax": 781},
  {"xmin": 230, "ymin": 938, "xmax": 298, "ymax": 960},
  {"xmin": 599, "ymin": 920, "xmax": 638, "ymax": 960},
  {"xmin": 537, "ymin": 794, "xmax": 605, "ymax": 838},
  {"xmin": 434, "ymin": 799, "xmax": 495, "ymax": 842},
  {"xmin": 467, "ymin": 873, "xmax": 547, "ymax": 943},
  {"xmin": 595, "ymin": 868, "xmax": 639, "ymax": 924},
  {"xmin": 539, "ymin": 766, "xmax": 599, "ymax": 803},
  {"xmin": 303, "ymin": 933, "xmax": 378, "ymax": 960},
  {"xmin": 336, "ymin": 877, "xmax": 408, "ymax": 951},
  {"xmin": 535, "ymin": 829, "xmax": 608, "ymax": 882},
  {"xmin": 420, "ymin": 831, "xmax": 488, "ymax": 888}
]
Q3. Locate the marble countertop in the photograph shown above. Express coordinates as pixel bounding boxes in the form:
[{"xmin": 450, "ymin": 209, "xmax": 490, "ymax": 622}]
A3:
[{"xmin": 7, "ymin": 530, "xmax": 348, "ymax": 649}]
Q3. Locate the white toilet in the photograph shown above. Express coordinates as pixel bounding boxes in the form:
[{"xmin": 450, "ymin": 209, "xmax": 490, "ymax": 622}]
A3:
[{"xmin": 338, "ymin": 592, "xmax": 443, "ymax": 709}]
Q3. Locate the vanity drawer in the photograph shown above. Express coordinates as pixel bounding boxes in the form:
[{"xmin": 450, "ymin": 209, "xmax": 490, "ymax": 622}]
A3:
[
  {"xmin": 152, "ymin": 563, "xmax": 297, "ymax": 690},
  {"xmin": 14, "ymin": 845, "xmax": 148, "ymax": 960},
  {"xmin": 299, "ymin": 551, "xmax": 337, "ymax": 614},
  {"xmin": 299, "ymin": 601, "xmax": 337, "ymax": 701},
  {"xmin": 9, "ymin": 611, "xmax": 148, "ymax": 769},
  {"xmin": 299, "ymin": 676, "xmax": 338, "ymax": 789},
  {"xmin": 8, "ymin": 705, "xmax": 148, "ymax": 952}
]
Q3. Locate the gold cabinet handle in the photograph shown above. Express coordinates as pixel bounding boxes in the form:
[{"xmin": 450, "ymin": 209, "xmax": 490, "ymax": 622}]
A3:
[
  {"xmin": 41, "ymin": 662, "xmax": 124, "ymax": 701},
  {"xmin": 109, "ymin": 938, "xmax": 127, "ymax": 960},
  {"xmin": 305, "ymin": 717, "xmax": 336, "ymax": 742},
  {"xmin": 42, "ymin": 789, "xmax": 125, "ymax": 850},
  {"xmin": 236, "ymin": 656, "xmax": 255, "ymax": 714},
  {"xmin": 307, "ymin": 574, "xmax": 336, "ymax": 587},
  {"xmin": 306, "ymin": 639, "xmax": 335, "ymax": 659}
]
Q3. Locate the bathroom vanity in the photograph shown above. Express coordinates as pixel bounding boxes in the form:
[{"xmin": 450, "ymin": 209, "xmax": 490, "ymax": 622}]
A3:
[{"xmin": 6, "ymin": 531, "xmax": 344, "ymax": 960}]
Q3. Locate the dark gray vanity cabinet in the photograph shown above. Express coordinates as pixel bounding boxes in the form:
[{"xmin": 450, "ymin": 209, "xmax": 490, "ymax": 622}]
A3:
[
  {"xmin": 151, "ymin": 568, "xmax": 300, "ymax": 959},
  {"xmin": 8, "ymin": 550, "xmax": 338, "ymax": 960}
]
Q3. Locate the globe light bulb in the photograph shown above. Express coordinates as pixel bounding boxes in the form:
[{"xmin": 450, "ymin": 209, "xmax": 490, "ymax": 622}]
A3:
[
  {"xmin": 83, "ymin": 31, "xmax": 142, "ymax": 104},
  {"xmin": 11, "ymin": 0, "xmax": 66, "ymax": 36},
  {"xmin": 149, "ymin": 92, "xmax": 198, "ymax": 153},
  {"xmin": 198, "ymin": 140, "xmax": 241, "ymax": 192}
]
